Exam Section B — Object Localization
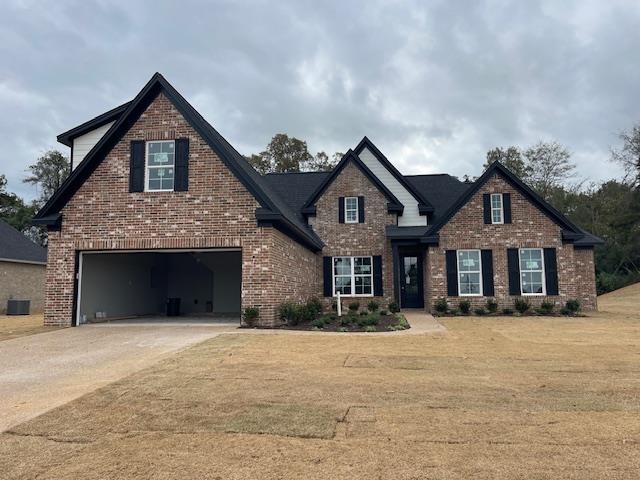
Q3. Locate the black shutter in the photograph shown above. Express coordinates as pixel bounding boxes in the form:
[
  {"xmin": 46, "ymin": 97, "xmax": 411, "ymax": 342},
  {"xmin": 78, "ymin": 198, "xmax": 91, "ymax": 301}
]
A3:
[
  {"xmin": 174, "ymin": 138, "xmax": 189, "ymax": 191},
  {"xmin": 129, "ymin": 140, "xmax": 145, "ymax": 192},
  {"xmin": 503, "ymin": 193, "xmax": 512, "ymax": 224},
  {"xmin": 373, "ymin": 255, "xmax": 383, "ymax": 296},
  {"xmin": 358, "ymin": 196, "xmax": 365, "ymax": 223},
  {"xmin": 544, "ymin": 248, "xmax": 559, "ymax": 295},
  {"xmin": 338, "ymin": 197, "xmax": 345, "ymax": 223},
  {"xmin": 323, "ymin": 257, "xmax": 333, "ymax": 297},
  {"xmin": 483, "ymin": 194, "xmax": 491, "ymax": 224},
  {"xmin": 446, "ymin": 250, "xmax": 458, "ymax": 297},
  {"xmin": 507, "ymin": 248, "xmax": 521, "ymax": 295},
  {"xmin": 481, "ymin": 249, "xmax": 494, "ymax": 296}
]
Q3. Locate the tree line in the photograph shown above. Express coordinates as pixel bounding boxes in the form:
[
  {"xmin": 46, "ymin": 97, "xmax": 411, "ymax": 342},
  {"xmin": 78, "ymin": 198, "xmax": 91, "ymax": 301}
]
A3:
[{"xmin": 1, "ymin": 129, "xmax": 638, "ymax": 293}]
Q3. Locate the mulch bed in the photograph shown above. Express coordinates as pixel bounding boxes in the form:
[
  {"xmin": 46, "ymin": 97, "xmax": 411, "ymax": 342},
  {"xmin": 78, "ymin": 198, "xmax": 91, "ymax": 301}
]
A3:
[{"xmin": 273, "ymin": 313, "xmax": 408, "ymax": 332}]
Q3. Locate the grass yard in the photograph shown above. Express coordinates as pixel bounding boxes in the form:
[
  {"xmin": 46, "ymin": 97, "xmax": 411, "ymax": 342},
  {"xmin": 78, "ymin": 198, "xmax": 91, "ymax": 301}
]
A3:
[
  {"xmin": 0, "ymin": 314, "xmax": 60, "ymax": 341},
  {"xmin": 2, "ymin": 284, "xmax": 639, "ymax": 479}
]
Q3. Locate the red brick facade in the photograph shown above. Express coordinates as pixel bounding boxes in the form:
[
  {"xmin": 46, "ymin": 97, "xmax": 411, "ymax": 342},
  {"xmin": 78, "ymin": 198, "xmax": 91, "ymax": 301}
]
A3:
[
  {"xmin": 426, "ymin": 173, "xmax": 597, "ymax": 311},
  {"xmin": 44, "ymin": 92, "xmax": 317, "ymax": 327}
]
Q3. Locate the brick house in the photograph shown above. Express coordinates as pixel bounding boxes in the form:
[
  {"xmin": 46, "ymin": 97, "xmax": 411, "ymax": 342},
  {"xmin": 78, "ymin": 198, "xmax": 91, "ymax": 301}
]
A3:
[
  {"xmin": 0, "ymin": 220, "xmax": 47, "ymax": 314},
  {"xmin": 34, "ymin": 73, "xmax": 602, "ymax": 327}
]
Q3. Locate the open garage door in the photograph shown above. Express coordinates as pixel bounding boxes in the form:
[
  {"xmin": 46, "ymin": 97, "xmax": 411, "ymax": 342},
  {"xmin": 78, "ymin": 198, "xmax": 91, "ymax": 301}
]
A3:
[{"xmin": 75, "ymin": 249, "xmax": 241, "ymax": 325}]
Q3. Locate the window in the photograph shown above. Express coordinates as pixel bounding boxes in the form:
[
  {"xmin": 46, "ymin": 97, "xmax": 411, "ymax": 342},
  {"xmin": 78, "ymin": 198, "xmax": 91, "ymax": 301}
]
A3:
[
  {"xmin": 519, "ymin": 248, "xmax": 545, "ymax": 295},
  {"xmin": 457, "ymin": 250, "xmax": 482, "ymax": 296},
  {"xmin": 344, "ymin": 197, "xmax": 358, "ymax": 223},
  {"xmin": 491, "ymin": 193, "xmax": 503, "ymax": 224},
  {"xmin": 333, "ymin": 256, "xmax": 372, "ymax": 296},
  {"xmin": 146, "ymin": 140, "xmax": 175, "ymax": 191}
]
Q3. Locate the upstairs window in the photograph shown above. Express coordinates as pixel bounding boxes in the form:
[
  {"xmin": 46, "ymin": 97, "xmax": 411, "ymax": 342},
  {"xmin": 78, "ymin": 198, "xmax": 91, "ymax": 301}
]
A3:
[
  {"xmin": 344, "ymin": 197, "xmax": 358, "ymax": 223},
  {"xmin": 146, "ymin": 140, "xmax": 175, "ymax": 191},
  {"xmin": 491, "ymin": 193, "xmax": 503, "ymax": 224}
]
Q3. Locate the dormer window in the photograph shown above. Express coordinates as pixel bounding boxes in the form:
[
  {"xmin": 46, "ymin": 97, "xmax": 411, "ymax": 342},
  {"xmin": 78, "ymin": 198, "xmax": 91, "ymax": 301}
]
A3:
[
  {"xmin": 345, "ymin": 197, "xmax": 359, "ymax": 223},
  {"xmin": 146, "ymin": 140, "xmax": 175, "ymax": 191},
  {"xmin": 491, "ymin": 193, "xmax": 503, "ymax": 224}
]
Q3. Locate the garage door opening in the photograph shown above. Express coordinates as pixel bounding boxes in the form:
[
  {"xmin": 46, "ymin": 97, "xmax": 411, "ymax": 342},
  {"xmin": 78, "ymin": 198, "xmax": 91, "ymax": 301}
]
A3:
[{"xmin": 75, "ymin": 249, "xmax": 241, "ymax": 326}]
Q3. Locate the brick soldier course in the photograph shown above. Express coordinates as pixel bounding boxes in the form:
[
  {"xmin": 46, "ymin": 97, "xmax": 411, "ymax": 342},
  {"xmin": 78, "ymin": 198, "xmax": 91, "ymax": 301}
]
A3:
[{"xmin": 35, "ymin": 73, "xmax": 602, "ymax": 327}]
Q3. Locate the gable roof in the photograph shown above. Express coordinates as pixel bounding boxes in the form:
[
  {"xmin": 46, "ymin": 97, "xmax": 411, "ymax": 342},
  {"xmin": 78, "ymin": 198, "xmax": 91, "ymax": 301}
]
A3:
[
  {"xmin": 35, "ymin": 73, "xmax": 323, "ymax": 252},
  {"xmin": 405, "ymin": 174, "xmax": 471, "ymax": 224},
  {"xmin": 424, "ymin": 161, "xmax": 604, "ymax": 246},
  {"xmin": 354, "ymin": 136, "xmax": 435, "ymax": 214},
  {"xmin": 301, "ymin": 150, "xmax": 404, "ymax": 215},
  {"xmin": 0, "ymin": 220, "xmax": 47, "ymax": 264},
  {"xmin": 57, "ymin": 101, "xmax": 131, "ymax": 147},
  {"xmin": 262, "ymin": 171, "xmax": 330, "ymax": 221}
]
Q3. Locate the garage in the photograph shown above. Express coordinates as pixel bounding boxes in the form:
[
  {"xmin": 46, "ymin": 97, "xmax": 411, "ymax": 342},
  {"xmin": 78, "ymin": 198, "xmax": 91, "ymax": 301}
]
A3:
[{"xmin": 75, "ymin": 249, "xmax": 241, "ymax": 325}]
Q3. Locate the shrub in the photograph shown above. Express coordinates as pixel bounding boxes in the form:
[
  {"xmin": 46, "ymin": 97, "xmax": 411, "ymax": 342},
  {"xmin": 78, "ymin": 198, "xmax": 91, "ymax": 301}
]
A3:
[
  {"xmin": 394, "ymin": 314, "xmax": 409, "ymax": 330},
  {"xmin": 388, "ymin": 301, "xmax": 400, "ymax": 313},
  {"xmin": 514, "ymin": 298, "xmax": 531, "ymax": 314},
  {"xmin": 340, "ymin": 316, "xmax": 353, "ymax": 327},
  {"xmin": 538, "ymin": 301, "xmax": 555, "ymax": 315},
  {"xmin": 339, "ymin": 326, "xmax": 348, "ymax": 332},
  {"xmin": 434, "ymin": 297, "xmax": 448, "ymax": 314},
  {"xmin": 358, "ymin": 310, "xmax": 367, "ymax": 316},
  {"xmin": 502, "ymin": 308, "xmax": 514, "ymax": 315},
  {"xmin": 358, "ymin": 313, "xmax": 379, "ymax": 327},
  {"xmin": 306, "ymin": 297, "xmax": 322, "ymax": 316},
  {"xmin": 242, "ymin": 307, "xmax": 259, "ymax": 327},
  {"xmin": 486, "ymin": 298, "xmax": 498, "ymax": 314},
  {"xmin": 299, "ymin": 304, "xmax": 317, "ymax": 323},
  {"xmin": 311, "ymin": 317, "xmax": 326, "ymax": 329},
  {"xmin": 364, "ymin": 325, "xmax": 377, "ymax": 332},
  {"xmin": 348, "ymin": 301, "xmax": 360, "ymax": 312},
  {"xmin": 449, "ymin": 308, "xmax": 460, "ymax": 315},
  {"xmin": 319, "ymin": 313, "xmax": 336, "ymax": 323},
  {"xmin": 278, "ymin": 302, "xmax": 301, "ymax": 325},
  {"xmin": 367, "ymin": 301, "xmax": 380, "ymax": 312},
  {"xmin": 560, "ymin": 307, "xmax": 571, "ymax": 315},
  {"xmin": 474, "ymin": 307, "xmax": 486, "ymax": 316},
  {"xmin": 565, "ymin": 299, "xmax": 581, "ymax": 313},
  {"xmin": 459, "ymin": 300, "xmax": 471, "ymax": 314},
  {"xmin": 379, "ymin": 309, "xmax": 388, "ymax": 316}
]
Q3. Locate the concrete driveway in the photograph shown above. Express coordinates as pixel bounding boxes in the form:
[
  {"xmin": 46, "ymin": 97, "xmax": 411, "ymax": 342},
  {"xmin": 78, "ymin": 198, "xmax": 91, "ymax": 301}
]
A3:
[{"xmin": 0, "ymin": 323, "xmax": 236, "ymax": 432}]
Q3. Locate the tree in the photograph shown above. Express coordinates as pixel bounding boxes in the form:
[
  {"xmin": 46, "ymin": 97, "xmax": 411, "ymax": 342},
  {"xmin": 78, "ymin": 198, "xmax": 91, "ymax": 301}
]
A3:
[
  {"xmin": 245, "ymin": 153, "xmax": 271, "ymax": 175},
  {"xmin": 303, "ymin": 151, "xmax": 339, "ymax": 172},
  {"xmin": 23, "ymin": 150, "xmax": 70, "ymax": 207},
  {"xmin": 522, "ymin": 141, "xmax": 575, "ymax": 201},
  {"xmin": 0, "ymin": 174, "xmax": 40, "ymax": 242},
  {"xmin": 611, "ymin": 124, "xmax": 640, "ymax": 188},
  {"xmin": 260, "ymin": 134, "xmax": 312, "ymax": 173},
  {"xmin": 483, "ymin": 146, "xmax": 528, "ymax": 178}
]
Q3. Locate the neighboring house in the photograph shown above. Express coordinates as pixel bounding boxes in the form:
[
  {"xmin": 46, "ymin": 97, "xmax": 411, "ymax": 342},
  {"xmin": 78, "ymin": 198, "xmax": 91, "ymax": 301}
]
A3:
[
  {"xmin": 0, "ymin": 220, "xmax": 47, "ymax": 314},
  {"xmin": 34, "ymin": 73, "xmax": 602, "ymax": 327}
]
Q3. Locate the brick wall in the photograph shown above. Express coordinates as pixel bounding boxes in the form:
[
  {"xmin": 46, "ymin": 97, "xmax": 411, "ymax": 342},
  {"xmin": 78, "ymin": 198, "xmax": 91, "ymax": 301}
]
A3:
[
  {"xmin": 312, "ymin": 162, "xmax": 397, "ymax": 309},
  {"xmin": 427, "ymin": 172, "xmax": 598, "ymax": 311},
  {"xmin": 45, "ymin": 92, "xmax": 317, "ymax": 327},
  {"xmin": 0, "ymin": 261, "xmax": 45, "ymax": 314}
]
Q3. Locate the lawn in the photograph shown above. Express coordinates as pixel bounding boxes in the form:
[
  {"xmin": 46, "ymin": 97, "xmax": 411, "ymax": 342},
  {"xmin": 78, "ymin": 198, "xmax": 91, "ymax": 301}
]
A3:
[
  {"xmin": 0, "ymin": 314, "xmax": 60, "ymax": 341},
  {"xmin": 1, "ymin": 285, "xmax": 639, "ymax": 479}
]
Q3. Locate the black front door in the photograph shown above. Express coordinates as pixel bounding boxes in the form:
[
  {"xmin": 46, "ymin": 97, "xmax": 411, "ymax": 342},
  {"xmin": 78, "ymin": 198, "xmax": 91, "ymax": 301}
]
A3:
[{"xmin": 400, "ymin": 254, "xmax": 424, "ymax": 308}]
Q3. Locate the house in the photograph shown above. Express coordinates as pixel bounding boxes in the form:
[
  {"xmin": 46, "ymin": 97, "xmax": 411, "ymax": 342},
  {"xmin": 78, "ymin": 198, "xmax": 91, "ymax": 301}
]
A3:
[
  {"xmin": 34, "ymin": 73, "xmax": 602, "ymax": 327},
  {"xmin": 0, "ymin": 220, "xmax": 47, "ymax": 314}
]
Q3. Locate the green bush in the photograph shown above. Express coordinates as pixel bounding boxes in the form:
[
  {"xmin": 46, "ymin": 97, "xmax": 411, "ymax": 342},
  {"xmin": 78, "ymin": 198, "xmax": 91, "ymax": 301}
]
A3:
[
  {"xmin": 393, "ymin": 314, "xmax": 409, "ymax": 330},
  {"xmin": 348, "ymin": 301, "xmax": 360, "ymax": 312},
  {"xmin": 486, "ymin": 298, "xmax": 498, "ymax": 314},
  {"xmin": 311, "ymin": 317, "xmax": 326, "ymax": 329},
  {"xmin": 306, "ymin": 297, "xmax": 323, "ymax": 316},
  {"xmin": 299, "ymin": 304, "xmax": 317, "ymax": 323},
  {"xmin": 340, "ymin": 316, "xmax": 353, "ymax": 326},
  {"xmin": 449, "ymin": 308, "xmax": 460, "ymax": 315},
  {"xmin": 474, "ymin": 307, "xmax": 486, "ymax": 316},
  {"xmin": 388, "ymin": 301, "xmax": 400, "ymax": 313},
  {"xmin": 359, "ymin": 310, "xmax": 368, "ymax": 316},
  {"xmin": 560, "ymin": 307, "xmax": 571, "ymax": 315},
  {"xmin": 434, "ymin": 297, "xmax": 448, "ymax": 314},
  {"xmin": 319, "ymin": 313, "xmax": 336, "ymax": 324},
  {"xmin": 514, "ymin": 298, "xmax": 531, "ymax": 314},
  {"xmin": 367, "ymin": 300, "xmax": 380, "ymax": 312},
  {"xmin": 565, "ymin": 299, "xmax": 581, "ymax": 313},
  {"xmin": 357, "ymin": 313, "xmax": 380, "ymax": 327},
  {"xmin": 502, "ymin": 308, "xmax": 514, "ymax": 315},
  {"xmin": 459, "ymin": 300, "xmax": 471, "ymax": 314},
  {"xmin": 242, "ymin": 307, "xmax": 259, "ymax": 327},
  {"xmin": 339, "ymin": 326, "xmax": 348, "ymax": 332},
  {"xmin": 363, "ymin": 325, "xmax": 377, "ymax": 332},
  {"xmin": 538, "ymin": 301, "xmax": 555, "ymax": 315},
  {"xmin": 278, "ymin": 302, "xmax": 301, "ymax": 325},
  {"xmin": 379, "ymin": 309, "xmax": 388, "ymax": 316}
]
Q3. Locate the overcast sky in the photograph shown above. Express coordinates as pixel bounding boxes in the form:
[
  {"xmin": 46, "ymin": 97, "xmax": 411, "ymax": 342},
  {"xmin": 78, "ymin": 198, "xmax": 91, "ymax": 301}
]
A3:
[{"xmin": 1, "ymin": 0, "xmax": 637, "ymax": 200}]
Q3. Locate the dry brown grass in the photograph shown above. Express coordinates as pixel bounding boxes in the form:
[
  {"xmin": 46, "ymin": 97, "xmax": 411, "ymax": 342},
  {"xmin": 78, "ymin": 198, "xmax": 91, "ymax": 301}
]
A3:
[
  {"xmin": 1, "ymin": 287, "xmax": 639, "ymax": 479},
  {"xmin": 0, "ymin": 314, "xmax": 61, "ymax": 341}
]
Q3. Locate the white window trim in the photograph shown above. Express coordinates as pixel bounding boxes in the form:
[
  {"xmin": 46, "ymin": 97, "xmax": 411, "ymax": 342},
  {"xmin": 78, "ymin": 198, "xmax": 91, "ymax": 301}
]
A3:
[
  {"xmin": 332, "ymin": 256, "xmax": 374, "ymax": 297},
  {"xmin": 519, "ymin": 248, "xmax": 546, "ymax": 296},
  {"xmin": 344, "ymin": 196, "xmax": 359, "ymax": 223},
  {"xmin": 491, "ymin": 193, "xmax": 504, "ymax": 224},
  {"xmin": 457, "ymin": 249, "xmax": 483, "ymax": 297},
  {"xmin": 145, "ymin": 140, "xmax": 175, "ymax": 192}
]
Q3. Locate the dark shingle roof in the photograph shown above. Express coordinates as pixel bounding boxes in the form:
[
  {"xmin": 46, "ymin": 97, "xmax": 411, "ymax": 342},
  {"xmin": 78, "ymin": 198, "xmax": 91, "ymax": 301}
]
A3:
[
  {"xmin": 0, "ymin": 220, "xmax": 47, "ymax": 264},
  {"xmin": 405, "ymin": 174, "xmax": 472, "ymax": 224},
  {"xmin": 263, "ymin": 172, "xmax": 330, "ymax": 221}
]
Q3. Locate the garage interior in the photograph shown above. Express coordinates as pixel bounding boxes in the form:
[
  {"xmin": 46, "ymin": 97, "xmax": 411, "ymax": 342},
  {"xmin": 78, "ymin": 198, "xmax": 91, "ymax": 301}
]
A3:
[{"xmin": 77, "ymin": 250, "xmax": 241, "ymax": 325}]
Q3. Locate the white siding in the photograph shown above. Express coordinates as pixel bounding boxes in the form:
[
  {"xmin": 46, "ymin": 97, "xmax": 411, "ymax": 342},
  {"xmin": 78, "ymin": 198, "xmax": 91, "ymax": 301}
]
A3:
[
  {"xmin": 71, "ymin": 122, "xmax": 114, "ymax": 170},
  {"xmin": 358, "ymin": 147, "xmax": 427, "ymax": 227}
]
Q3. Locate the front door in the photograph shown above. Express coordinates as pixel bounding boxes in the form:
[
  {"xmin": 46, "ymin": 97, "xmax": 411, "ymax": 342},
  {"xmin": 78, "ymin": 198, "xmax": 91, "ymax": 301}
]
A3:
[{"xmin": 400, "ymin": 254, "xmax": 424, "ymax": 308}]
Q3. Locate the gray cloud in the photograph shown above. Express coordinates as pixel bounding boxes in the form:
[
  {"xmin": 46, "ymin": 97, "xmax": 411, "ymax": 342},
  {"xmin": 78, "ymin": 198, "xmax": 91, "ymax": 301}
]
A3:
[{"xmin": 1, "ymin": 0, "xmax": 636, "ymax": 200}]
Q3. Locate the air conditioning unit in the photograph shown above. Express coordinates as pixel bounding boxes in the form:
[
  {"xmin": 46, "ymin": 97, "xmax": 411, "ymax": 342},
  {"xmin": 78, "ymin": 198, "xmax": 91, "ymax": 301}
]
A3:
[{"xmin": 7, "ymin": 299, "xmax": 31, "ymax": 315}]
